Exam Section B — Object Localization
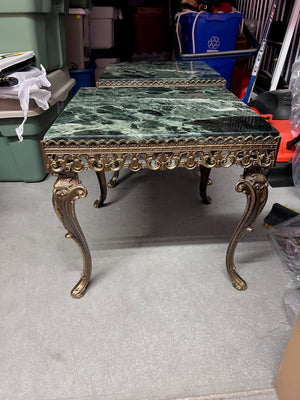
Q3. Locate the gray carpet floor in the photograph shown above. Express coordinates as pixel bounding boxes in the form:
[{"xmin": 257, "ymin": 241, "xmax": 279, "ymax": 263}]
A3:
[{"xmin": 0, "ymin": 166, "xmax": 299, "ymax": 400}]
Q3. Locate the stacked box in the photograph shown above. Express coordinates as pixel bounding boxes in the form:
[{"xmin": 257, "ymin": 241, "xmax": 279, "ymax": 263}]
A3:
[
  {"xmin": 65, "ymin": 8, "xmax": 90, "ymax": 70},
  {"xmin": 65, "ymin": 6, "xmax": 118, "ymax": 93},
  {"xmin": 90, "ymin": 7, "xmax": 117, "ymax": 50}
]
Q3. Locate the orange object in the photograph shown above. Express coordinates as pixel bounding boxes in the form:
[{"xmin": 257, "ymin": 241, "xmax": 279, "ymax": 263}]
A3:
[{"xmin": 251, "ymin": 107, "xmax": 295, "ymax": 162}]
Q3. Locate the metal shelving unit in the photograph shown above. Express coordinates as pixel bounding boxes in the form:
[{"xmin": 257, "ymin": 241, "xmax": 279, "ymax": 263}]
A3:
[{"xmin": 236, "ymin": 0, "xmax": 300, "ymax": 85}]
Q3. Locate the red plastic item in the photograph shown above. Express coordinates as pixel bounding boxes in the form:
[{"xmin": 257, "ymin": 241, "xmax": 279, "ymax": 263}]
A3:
[
  {"xmin": 217, "ymin": 2, "xmax": 233, "ymax": 13},
  {"xmin": 251, "ymin": 107, "xmax": 295, "ymax": 162},
  {"xmin": 230, "ymin": 64, "xmax": 251, "ymax": 99}
]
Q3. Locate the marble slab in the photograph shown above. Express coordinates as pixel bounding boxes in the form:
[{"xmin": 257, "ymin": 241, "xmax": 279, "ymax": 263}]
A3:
[
  {"xmin": 44, "ymin": 86, "xmax": 278, "ymax": 143},
  {"xmin": 97, "ymin": 61, "xmax": 226, "ymax": 87}
]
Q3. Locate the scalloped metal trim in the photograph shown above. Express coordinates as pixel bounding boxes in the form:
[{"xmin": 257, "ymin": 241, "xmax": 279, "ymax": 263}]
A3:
[
  {"xmin": 42, "ymin": 135, "xmax": 281, "ymax": 174},
  {"xmin": 96, "ymin": 78, "xmax": 226, "ymax": 88},
  {"xmin": 43, "ymin": 135, "xmax": 280, "ymax": 149}
]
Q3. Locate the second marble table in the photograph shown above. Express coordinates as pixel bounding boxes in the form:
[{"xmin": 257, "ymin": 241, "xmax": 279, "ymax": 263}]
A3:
[
  {"xmin": 96, "ymin": 60, "xmax": 226, "ymax": 88},
  {"xmin": 42, "ymin": 85, "xmax": 280, "ymax": 298},
  {"xmin": 97, "ymin": 60, "xmax": 226, "ymax": 188}
]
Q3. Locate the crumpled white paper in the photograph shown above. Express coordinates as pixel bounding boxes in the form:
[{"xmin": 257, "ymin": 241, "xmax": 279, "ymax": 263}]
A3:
[{"xmin": 0, "ymin": 65, "xmax": 51, "ymax": 141}]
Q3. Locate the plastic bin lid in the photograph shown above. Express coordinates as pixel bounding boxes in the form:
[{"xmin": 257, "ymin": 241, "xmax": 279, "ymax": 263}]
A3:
[
  {"xmin": 68, "ymin": 8, "xmax": 90, "ymax": 15},
  {"xmin": 0, "ymin": 0, "xmax": 68, "ymax": 14},
  {"xmin": 0, "ymin": 66, "xmax": 75, "ymax": 118}
]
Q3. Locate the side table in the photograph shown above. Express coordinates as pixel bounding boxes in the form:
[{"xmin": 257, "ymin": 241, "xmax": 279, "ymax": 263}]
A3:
[
  {"xmin": 42, "ymin": 85, "xmax": 280, "ymax": 298},
  {"xmin": 96, "ymin": 60, "xmax": 226, "ymax": 88}
]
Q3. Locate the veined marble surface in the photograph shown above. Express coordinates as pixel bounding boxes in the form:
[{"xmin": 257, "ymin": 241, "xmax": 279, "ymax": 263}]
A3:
[
  {"xmin": 44, "ymin": 86, "xmax": 278, "ymax": 142},
  {"xmin": 98, "ymin": 61, "xmax": 225, "ymax": 85}
]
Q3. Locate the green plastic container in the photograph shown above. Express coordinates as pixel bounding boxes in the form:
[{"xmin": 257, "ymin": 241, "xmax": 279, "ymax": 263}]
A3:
[
  {"xmin": 0, "ymin": 13, "xmax": 66, "ymax": 72},
  {"xmin": 0, "ymin": 0, "xmax": 68, "ymax": 13},
  {"xmin": 0, "ymin": 97, "xmax": 73, "ymax": 182},
  {"xmin": 0, "ymin": 109, "xmax": 59, "ymax": 182},
  {"xmin": 0, "ymin": 67, "xmax": 75, "ymax": 182},
  {"xmin": 0, "ymin": 1, "xmax": 68, "ymax": 72}
]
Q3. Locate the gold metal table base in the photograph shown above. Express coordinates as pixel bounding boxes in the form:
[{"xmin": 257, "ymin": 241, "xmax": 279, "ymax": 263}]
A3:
[
  {"xmin": 42, "ymin": 135, "xmax": 279, "ymax": 297},
  {"xmin": 52, "ymin": 166, "xmax": 268, "ymax": 298}
]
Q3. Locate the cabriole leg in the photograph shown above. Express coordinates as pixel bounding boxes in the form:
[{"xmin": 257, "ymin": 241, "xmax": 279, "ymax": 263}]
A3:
[
  {"xmin": 94, "ymin": 170, "xmax": 107, "ymax": 208},
  {"xmin": 108, "ymin": 171, "xmax": 120, "ymax": 188},
  {"xmin": 226, "ymin": 166, "xmax": 268, "ymax": 290},
  {"xmin": 53, "ymin": 172, "xmax": 92, "ymax": 298},
  {"xmin": 199, "ymin": 165, "xmax": 212, "ymax": 204}
]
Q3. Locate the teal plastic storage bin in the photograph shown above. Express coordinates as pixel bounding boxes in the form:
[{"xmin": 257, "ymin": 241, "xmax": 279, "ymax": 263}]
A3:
[
  {"xmin": 0, "ymin": 108, "xmax": 60, "ymax": 182},
  {"xmin": 0, "ymin": 97, "xmax": 73, "ymax": 182},
  {"xmin": 178, "ymin": 12, "xmax": 242, "ymax": 54},
  {"xmin": 0, "ymin": 129, "xmax": 48, "ymax": 182},
  {"xmin": 0, "ymin": 68, "xmax": 75, "ymax": 182},
  {"xmin": 0, "ymin": 13, "xmax": 66, "ymax": 72},
  {"xmin": 0, "ymin": 0, "xmax": 68, "ymax": 13}
]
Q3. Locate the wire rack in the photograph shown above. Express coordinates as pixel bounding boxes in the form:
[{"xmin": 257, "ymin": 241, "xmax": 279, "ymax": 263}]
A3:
[{"xmin": 236, "ymin": 0, "xmax": 300, "ymax": 84}]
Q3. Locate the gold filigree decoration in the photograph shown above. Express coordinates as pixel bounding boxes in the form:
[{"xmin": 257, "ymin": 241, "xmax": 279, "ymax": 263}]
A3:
[
  {"xmin": 43, "ymin": 135, "xmax": 280, "ymax": 149},
  {"xmin": 96, "ymin": 78, "xmax": 226, "ymax": 88},
  {"xmin": 145, "ymin": 153, "xmax": 181, "ymax": 170},
  {"xmin": 41, "ymin": 135, "xmax": 280, "ymax": 174}
]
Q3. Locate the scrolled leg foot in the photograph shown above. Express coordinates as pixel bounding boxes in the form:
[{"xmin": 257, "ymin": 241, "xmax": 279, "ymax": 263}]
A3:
[
  {"xmin": 226, "ymin": 167, "xmax": 268, "ymax": 290},
  {"xmin": 230, "ymin": 268, "xmax": 248, "ymax": 291},
  {"xmin": 71, "ymin": 273, "xmax": 90, "ymax": 298},
  {"xmin": 94, "ymin": 170, "xmax": 107, "ymax": 208},
  {"xmin": 53, "ymin": 172, "xmax": 92, "ymax": 298},
  {"xmin": 108, "ymin": 171, "xmax": 120, "ymax": 188}
]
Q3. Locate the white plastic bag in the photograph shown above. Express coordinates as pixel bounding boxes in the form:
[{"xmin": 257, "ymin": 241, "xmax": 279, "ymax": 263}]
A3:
[
  {"xmin": 290, "ymin": 56, "xmax": 300, "ymax": 196},
  {"xmin": 293, "ymin": 143, "xmax": 300, "ymax": 195},
  {"xmin": 268, "ymin": 215, "xmax": 300, "ymax": 326},
  {"xmin": 0, "ymin": 65, "xmax": 51, "ymax": 141}
]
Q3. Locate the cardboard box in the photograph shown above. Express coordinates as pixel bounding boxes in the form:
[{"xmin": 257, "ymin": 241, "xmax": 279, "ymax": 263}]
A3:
[{"xmin": 274, "ymin": 311, "xmax": 300, "ymax": 400}]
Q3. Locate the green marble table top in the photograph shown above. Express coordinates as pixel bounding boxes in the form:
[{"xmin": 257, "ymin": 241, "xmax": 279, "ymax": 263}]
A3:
[
  {"xmin": 44, "ymin": 86, "xmax": 278, "ymax": 143},
  {"xmin": 97, "ymin": 61, "xmax": 226, "ymax": 87}
]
